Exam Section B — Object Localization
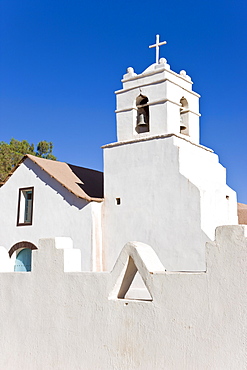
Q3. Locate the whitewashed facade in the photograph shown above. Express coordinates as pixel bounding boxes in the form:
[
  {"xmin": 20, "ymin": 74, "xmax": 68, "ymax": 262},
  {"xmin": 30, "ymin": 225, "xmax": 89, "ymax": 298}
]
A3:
[{"xmin": 0, "ymin": 51, "xmax": 245, "ymax": 369}]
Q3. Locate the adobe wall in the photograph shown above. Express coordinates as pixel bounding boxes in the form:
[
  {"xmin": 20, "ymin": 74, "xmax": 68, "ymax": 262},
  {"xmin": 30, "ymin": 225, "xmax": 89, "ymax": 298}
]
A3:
[{"xmin": 0, "ymin": 225, "xmax": 246, "ymax": 369}]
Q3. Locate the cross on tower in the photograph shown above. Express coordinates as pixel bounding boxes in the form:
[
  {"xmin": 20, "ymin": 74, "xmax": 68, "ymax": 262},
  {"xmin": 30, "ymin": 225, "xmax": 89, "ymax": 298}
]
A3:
[{"xmin": 149, "ymin": 34, "xmax": 167, "ymax": 64}]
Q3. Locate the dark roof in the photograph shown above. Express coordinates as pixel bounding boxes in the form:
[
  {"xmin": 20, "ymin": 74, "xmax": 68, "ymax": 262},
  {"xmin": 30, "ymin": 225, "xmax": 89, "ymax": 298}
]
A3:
[{"xmin": 67, "ymin": 164, "xmax": 103, "ymax": 199}]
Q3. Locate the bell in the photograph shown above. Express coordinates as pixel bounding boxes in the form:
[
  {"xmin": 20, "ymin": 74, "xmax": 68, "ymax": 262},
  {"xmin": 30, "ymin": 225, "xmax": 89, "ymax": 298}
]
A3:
[{"xmin": 137, "ymin": 114, "xmax": 147, "ymax": 126}]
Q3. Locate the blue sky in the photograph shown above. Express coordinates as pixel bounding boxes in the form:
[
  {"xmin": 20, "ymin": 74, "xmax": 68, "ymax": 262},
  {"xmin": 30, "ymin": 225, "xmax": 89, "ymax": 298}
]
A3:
[{"xmin": 0, "ymin": 0, "xmax": 246, "ymax": 203}]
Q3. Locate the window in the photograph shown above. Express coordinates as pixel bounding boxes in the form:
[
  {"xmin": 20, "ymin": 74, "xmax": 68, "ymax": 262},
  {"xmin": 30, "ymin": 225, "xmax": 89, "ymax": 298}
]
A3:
[{"xmin": 17, "ymin": 187, "xmax": 34, "ymax": 226}]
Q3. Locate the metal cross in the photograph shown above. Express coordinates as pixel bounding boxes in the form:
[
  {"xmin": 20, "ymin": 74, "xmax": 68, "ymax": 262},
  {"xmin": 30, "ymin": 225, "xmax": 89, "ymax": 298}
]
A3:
[{"xmin": 149, "ymin": 34, "xmax": 167, "ymax": 64}]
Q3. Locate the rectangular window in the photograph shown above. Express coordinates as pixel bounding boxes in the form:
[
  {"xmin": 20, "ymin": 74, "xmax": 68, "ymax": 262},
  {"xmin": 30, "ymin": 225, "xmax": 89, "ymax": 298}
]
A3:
[{"xmin": 17, "ymin": 187, "xmax": 34, "ymax": 226}]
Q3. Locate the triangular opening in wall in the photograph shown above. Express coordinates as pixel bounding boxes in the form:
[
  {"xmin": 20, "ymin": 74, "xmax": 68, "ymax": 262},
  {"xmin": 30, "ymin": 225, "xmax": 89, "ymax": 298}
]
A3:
[{"xmin": 117, "ymin": 257, "xmax": 152, "ymax": 301}]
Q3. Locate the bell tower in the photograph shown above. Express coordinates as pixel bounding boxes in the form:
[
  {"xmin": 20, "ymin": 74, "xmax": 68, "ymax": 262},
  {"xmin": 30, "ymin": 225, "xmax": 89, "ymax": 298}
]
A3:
[
  {"xmin": 103, "ymin": 36, "xmax": 238, "ymax": 273},
  {"xmin": 115, "ymin": 37, "xmax": 200, "ymax": 144}
]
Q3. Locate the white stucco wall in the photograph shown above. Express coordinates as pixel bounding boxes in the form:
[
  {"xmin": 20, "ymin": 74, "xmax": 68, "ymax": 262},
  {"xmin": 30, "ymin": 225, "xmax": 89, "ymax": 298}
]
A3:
[
  {"xmin": 0, "ymin": 158, "xmax": 102, "ymax": 271},
  {"xmin": 103, "ymin": 135, "xmax": 238, "ymax": 271},
  {"xmin": 0, "ymin": 225, "xmax": 246, "ymax": 369}
]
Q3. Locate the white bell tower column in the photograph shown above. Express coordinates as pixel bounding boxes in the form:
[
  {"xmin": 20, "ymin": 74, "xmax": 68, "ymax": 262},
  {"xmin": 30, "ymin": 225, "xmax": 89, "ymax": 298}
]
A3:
[{"xmin": 115, "ymin": 45, "xmax": 201, "ymax": 144}]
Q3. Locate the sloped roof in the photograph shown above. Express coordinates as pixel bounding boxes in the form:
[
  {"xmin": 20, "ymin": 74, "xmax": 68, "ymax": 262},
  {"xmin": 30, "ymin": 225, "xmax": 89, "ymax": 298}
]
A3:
[
  {"xmin": 1, "ymin": 154, "xmax": 103, "ymax": 202},
  {"xmin": 238, "ymin": 203, "xmax": 247, "ymax": 225}
]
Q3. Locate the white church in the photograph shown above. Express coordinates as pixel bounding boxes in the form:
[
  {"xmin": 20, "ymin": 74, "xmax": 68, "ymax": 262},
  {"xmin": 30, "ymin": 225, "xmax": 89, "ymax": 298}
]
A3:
[{"xmin": 0, "ymin": 36, "xmax": 246, "ymax": 369}]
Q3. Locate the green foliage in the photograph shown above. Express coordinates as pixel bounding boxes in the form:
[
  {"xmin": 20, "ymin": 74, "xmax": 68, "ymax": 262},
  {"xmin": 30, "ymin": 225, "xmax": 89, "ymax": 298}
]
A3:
[
  {"xmin": 36, "ymin": 141, "xmax": 56, "ymax": 160},
  {"xmin": 0, "ymin": 139, "xmax": 57, "ymax": 182}
]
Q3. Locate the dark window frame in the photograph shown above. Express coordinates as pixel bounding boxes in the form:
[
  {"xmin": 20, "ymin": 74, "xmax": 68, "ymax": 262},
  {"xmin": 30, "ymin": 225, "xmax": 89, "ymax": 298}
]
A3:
[{"xmin": 16, "ymin": 187, "xmax": 34, "ymax": 226}]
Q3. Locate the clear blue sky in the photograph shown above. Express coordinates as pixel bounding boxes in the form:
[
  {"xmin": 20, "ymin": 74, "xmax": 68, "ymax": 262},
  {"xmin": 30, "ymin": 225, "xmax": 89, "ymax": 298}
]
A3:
[{"xmin": 0, "ymin": 0, "xmax": 246, "ymax": 203}]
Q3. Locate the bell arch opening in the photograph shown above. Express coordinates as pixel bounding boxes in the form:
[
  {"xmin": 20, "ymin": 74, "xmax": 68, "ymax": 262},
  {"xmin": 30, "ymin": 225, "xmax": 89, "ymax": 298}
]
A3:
[
  {"xmin": 136, "ymin": 95, "xmax": 150, "ymax": 134},
  {"xmin": 180, "ymin": 97, "xmax": 189, "ymax": 136}
]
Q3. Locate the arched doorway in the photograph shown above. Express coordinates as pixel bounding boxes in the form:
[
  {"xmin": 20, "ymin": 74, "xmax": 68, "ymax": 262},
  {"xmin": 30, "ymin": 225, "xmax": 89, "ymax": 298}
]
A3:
[
  {"xmin": 14, "ymin": 249, "xmax": 32, "ymax": 271},
  {"xmin": 9, "ymin": 241, "xmax": 37, "ymax": 272}
]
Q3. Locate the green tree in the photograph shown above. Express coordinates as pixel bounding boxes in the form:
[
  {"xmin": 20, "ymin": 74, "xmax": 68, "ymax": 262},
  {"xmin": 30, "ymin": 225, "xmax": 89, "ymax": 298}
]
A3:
[
  {"xmin": 36, "ymin": 141, "xmax": 56, "ymax": 160},
  {"xmin": 0, "ymin": 139, "xmax": 56, "ymax": 182}
]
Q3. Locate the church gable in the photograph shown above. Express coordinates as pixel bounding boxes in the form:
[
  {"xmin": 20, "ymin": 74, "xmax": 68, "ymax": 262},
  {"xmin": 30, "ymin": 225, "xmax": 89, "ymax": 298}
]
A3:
[{"xmin": 1, "ymin": 154, "xmax": 103, "ymax": 202}]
